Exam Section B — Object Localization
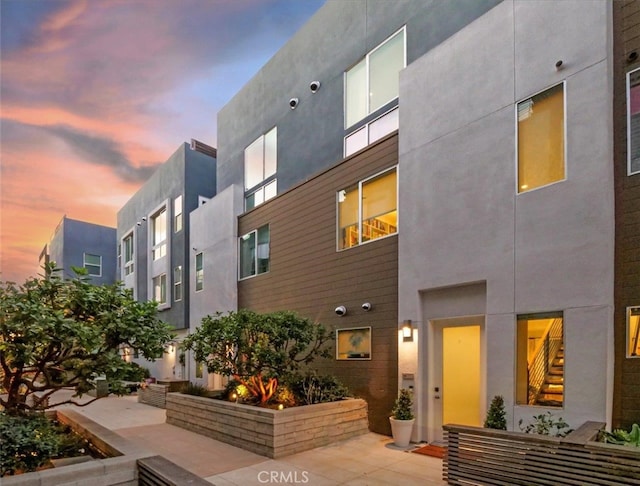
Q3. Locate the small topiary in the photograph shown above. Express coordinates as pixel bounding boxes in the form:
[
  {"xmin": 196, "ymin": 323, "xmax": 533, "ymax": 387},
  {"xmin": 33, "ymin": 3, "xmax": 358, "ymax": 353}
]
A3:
[
  {"xmin": 392, "ymin": 388, "xmax": 414, "ymax": 421},
  {"xmin": 484, "ymin": 395, "xmax": 507, "ymax": 430}
]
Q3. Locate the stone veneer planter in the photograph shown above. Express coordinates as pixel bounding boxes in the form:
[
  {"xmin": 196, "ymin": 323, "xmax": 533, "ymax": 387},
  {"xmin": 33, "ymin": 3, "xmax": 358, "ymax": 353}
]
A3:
[
  {"xmin": 166, "ymin": 393, "xmax": 369, "ymax": 458},
  {"xmin": 138, "ymin": 383, "xmax": 169, "ymax": 408}
]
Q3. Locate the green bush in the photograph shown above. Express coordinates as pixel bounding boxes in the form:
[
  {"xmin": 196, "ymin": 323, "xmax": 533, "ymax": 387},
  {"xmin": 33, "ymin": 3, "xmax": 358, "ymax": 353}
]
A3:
[
  {"xmin": 286, "ymin": 372, "xmax": 349, "ymax": 405},
  {"xmin": 518, "ymin": 411, "xmax": 572, "ymax": 437},
  {"xmin": 0, "ymin": 413, "xmax": 92, "ymax": 476},
  {"xmin": 484, "ymin": 395, "xmax": 507, "ymax": 430},
  {"xmin": 391, "ymin": 388, "xmax": 414, "ymax": 420},
  {"xmin": 600, "ymin": 423, "xmax": 640, "ymax": 447}
]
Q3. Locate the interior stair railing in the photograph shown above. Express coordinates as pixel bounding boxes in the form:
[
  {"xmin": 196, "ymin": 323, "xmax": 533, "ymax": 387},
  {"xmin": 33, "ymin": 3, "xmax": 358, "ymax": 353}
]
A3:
[{"xmin": 527, "ymin": 318, "xmax": 563, "ymax": 405}]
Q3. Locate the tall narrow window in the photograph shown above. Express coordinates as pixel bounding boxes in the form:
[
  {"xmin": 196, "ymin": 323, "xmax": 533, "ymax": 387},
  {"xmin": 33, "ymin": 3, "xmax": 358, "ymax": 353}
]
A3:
[
  {"xmin": 239, "ymin": 225, "xmax": 270, "ymax": 279},
  {"xmin": 174, "ymin": 195, "xmax": 183, "ymax": 233},
  {"xmin": 627, "ymin": 307, "xmax": 640, "ymax": 357},
  {"xmin": 195, "ymin": 252, "xmax": 203, "ymax": 291},
  {"xmin": 628, "ymin": 68, "xmax": 640, "ymax": 175},
  {"xmin": 152, "ymin": 274, "xmax": 167, "ymax": 304},
  {"xmin": 516, "ymin": 312, "xmax": 564, "ymax": 407},
  {"xmin": 517, "ymin": 83, "xmax": 565, "ymax": 193},
  {"xmin": 338, "ymin": 168, "xmax": 397, "ymax": 250},
  {"xmin": 245, "ymin": 127, "xmax": 277, "ymax": 210},
  {"xmin": 123, "ymin": 233, "xmax": 134, "ymax": 275},
  {"xmin": 174, "ymin": 265, "xmax": 182, "ymax": 302},
  {"xmin": 152, "ymin": 208, "xmax": 167, "ymax": 260},
  {"xmin": 345, "ymin": 28, "xmax": 405, "ymax": 128},
  {"xmin": 83, "ymin": 253, "xmax": 101, "ymax": 276}
]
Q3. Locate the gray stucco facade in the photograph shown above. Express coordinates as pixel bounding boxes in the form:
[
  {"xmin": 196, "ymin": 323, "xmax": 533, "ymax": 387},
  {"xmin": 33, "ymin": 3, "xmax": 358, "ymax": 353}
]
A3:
[
  {"xmin": 117, "ymin": 142, "xmax": 216, "ymax": 380},
  {"xmin": 43, "ymin": 216, "xmax": 116, "ymax": 285}
]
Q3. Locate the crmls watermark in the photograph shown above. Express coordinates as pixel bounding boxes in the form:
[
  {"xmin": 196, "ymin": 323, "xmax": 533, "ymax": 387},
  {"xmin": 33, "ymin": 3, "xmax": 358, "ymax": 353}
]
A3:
[{"xmin": 257, "ymin": 470, "xmax": 310, "ymax": 483}]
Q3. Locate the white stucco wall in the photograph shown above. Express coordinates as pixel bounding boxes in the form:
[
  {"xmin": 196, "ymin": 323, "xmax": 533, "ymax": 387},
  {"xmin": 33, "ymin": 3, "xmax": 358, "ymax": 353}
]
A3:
[{"xmin": 398, "ymin": 0, "xmax": 614, "ymax": 439}]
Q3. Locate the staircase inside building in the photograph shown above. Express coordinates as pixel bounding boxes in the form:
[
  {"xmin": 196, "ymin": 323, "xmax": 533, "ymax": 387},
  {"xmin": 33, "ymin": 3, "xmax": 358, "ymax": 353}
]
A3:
[{"xmin": 535, "ymin": 346, "xmax": 564, "ymax": 407}]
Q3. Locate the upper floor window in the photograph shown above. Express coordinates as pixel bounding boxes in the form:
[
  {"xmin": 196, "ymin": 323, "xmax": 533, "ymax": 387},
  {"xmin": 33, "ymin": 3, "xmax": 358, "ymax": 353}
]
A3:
[
  {"xmin": 516, "ymin": 312, "xmax": 564, "ymax": 407},
  {"xmin": 245, "ymin": 127, "xmax": 277, "ymax": 210},
  {"xmin": 174, "ymin": 195, "xmax": 183, "ymax": 233},
  {"xmin": 152, "ymin": 273, "xmax": 167, "ymax": 305},
  {"xmin": 174, "ymin": 265, "xmax": 182, "ymax": 302},
  {"xmin": 123, "ymin": 233, "xmax": 134, "ymax": 275},
  {"xmin": 345, "ymin": 27, "xmax": 405, "ymax": 129},
  {"xmin": 627, "ymin": 307, "xmax": 640, "ymax": 357},
  {"xmin": 239, "ymin": 224, "xmax": 270, "ymax": 279},
  {"xmin": 345, "ymin": 107, "xmax": 399, "ymax": 157},
  {"xmin": 338, "ymin": 167, "xmax": 397, "ymax": 250},
  {"xmin": 517, "ymin": 83, "xmax": 565, "ymax": 193},
  {"xmin": 83, "ymin": 253, "xmax": 101, "ymax": 276},
  {"xmin": 195, "ymin": 252, "xmax": 204, "ymax": 291},
  {"xmin": 628, "ymin": 68, "xmax": 640, "ymax": 175},
  {"xmin": 152, "ymin": 208, "xmax": 167, "ymax": 260}
]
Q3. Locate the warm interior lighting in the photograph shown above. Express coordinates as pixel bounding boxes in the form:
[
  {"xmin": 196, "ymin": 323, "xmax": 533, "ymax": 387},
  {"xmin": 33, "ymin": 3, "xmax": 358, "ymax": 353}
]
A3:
[{"xmin": 402, "ymin": 320, "xmax": 413, "ymax": 340}]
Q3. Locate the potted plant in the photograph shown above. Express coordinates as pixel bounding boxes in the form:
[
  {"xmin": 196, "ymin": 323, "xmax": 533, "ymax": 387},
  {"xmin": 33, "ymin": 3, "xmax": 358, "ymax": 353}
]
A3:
[{"xmin": 389, "ymin": 388, "xmax": 415, "ymax": 448}]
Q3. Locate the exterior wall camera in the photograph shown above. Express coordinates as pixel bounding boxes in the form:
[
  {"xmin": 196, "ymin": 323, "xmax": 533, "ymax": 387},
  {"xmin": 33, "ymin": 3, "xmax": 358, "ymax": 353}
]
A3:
[
  {"xmin": 309, "ymin": 81, "xmax": 321, "ymax": 93},
  {"xmin": 289, "ymin": 97, "xmax": 299, "ymax": 109},
  {"xmin": 335, "ymin": 305, "xmax": 347, "ymax": 316},
  {"xmin": 361, "ymin": 302, "xmax": 372, "ymax": 311}
]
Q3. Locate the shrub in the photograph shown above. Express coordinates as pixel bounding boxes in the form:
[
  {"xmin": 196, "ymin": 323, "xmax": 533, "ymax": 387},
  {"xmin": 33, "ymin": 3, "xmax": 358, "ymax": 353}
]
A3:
[
  {"xmin": 600, "ymin": 423, "xmax": 640, "ymax": 447},
  {"xmin": 484, "ymin": 395, "xmax": 507, "ymax": 430},
  {"xmin": 518, "ymin": 411, "xmax": 572, "ymax": 437},
  {"xmin": 287, "ymin": 372, "xmax": 349, "ymax": 405},
  {"xmin": 0, "ymin": 414, "xmax": 60, "ymax": 476},
  {"xmin": 392, "ymin": 389, "xmax": 414, "ymax": 421},
  {"xmin": 180, "ymin": 382, "xmax": 209, "ymax": 397}
]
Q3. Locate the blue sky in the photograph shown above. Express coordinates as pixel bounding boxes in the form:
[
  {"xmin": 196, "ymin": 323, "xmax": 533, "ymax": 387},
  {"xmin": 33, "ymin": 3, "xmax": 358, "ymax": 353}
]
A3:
[{"xmin": 0, "ymin": 0, "xmax": 325, "ymax": 282}]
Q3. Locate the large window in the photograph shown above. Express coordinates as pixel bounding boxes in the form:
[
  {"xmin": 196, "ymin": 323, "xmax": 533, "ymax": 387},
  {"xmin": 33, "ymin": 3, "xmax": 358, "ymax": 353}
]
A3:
[
  {"xmin": 152, "ymin": 208, "xmax": 167, "ymax": 260},
  {"xmin": 516, "ymin": 312, "xmax": 564, "ymax": 407},
  {"xmin": 245, "ymin": 127, "xmax": 277, "ymax": 210},
  {"xmin": 83, "ymin": 253, "xmax": 101, "ymax": 276},
  {"xmin": 628, "ymin": 68, "xmax": 640, "ymax": 175},
  {"xmin": 338, "ymin": 167, "xmax": 397, "ymax": 250},
  {"xmin": 627, "ymin": 307, "xmax": 640, "ymax": 357},
  {"xmin": 517, "ymin": 83, "xmax": 565, "ymax": 193},
  {"xmin": 174, "ymin": 265, "xmax": 182, "ymax": 302},
  {"xmin": 345, "ymin": 28, "xmax": 405, "ymax": 129},
  {"xmin": 239, "ymin": 225, "xmax": 270, "ymax": 280},
  {"xmin": 174, "ymin": 195, "xmax": 183, "ymax": 233},
  {"xmin": 152, "ymin": 274, "xmax": 167, "ymax": 305},
  {"xmin": 123, "ymin": 233, "xmax": 134, "ymax": 275},
  {"xmin": 195, "ymin": 252, "xmax": 204, "ymax": 291}
]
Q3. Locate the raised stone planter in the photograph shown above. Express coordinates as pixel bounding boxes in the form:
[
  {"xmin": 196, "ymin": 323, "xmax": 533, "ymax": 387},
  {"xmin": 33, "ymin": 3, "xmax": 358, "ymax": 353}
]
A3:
[
  {"xmin": 166, "ymin": 393, "xmax": 369, "ymax": 458},
  {"xmin": 138, "ymin": 383, "xmax": 168, "ymax": 408}
]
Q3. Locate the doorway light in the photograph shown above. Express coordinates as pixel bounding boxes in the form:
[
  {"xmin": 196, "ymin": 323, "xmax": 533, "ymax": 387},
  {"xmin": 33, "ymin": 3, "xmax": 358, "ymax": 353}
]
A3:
[{"xmin": 402, "ymin": 320, "xmax": 413, "ymax": 341}]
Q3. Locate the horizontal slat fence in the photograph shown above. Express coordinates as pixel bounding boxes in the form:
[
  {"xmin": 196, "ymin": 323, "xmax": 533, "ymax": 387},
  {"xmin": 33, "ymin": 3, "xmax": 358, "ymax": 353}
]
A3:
[{"xmin": 444, "ymin": 422, "xmax": 640, "ymax": 485}]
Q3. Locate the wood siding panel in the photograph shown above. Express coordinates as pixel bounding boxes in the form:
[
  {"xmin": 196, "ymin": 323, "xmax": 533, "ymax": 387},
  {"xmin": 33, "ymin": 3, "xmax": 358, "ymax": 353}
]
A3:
[
  {"xmin": 238, "ymin": 134, "xmax": 399, "ymax": 435},
  {"xmin": 614, "ymin": 1, "xmax": 640, "ymax": 428}
]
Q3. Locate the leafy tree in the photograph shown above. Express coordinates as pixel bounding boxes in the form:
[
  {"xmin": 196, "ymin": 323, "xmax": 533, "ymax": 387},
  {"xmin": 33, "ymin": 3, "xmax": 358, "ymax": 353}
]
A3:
[
  {"xmin": 182, "ymin": 309, "xmax": 330, "ymax": 403},
  {"xmin": 0, "ymin": 264, "xmax": 175, "ymax": 415},
  {"xmin": 484, "ymin": 395, "xmax": 507, "ymax": 430}
]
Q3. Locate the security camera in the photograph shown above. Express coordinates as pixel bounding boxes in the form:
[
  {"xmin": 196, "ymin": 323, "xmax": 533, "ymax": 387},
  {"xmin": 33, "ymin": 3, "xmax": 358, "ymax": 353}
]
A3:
[
  {"xmin": 142, "ymin": 216, "xmax": 147, "ymax": 222},
  {"xmin": 289, "ymin": 97, "xmax": 299, "ymax": 109},
  {"xmin": 309, "ymin": 80, "xmax": 321, "ymax": 93},
  {"xmin": 335, "ymin": 305, "xmax": 347, "ymax": 316},
  {"xmin": 361, "ymin": 302, "xmax": 372, "ymax": 311}
]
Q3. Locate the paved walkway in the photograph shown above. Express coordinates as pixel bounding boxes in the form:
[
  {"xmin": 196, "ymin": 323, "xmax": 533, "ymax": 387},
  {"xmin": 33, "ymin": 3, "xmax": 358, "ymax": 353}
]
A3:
[{"xmin": 55, "ymin": 393, "xmax": 445, "ymax": 485}]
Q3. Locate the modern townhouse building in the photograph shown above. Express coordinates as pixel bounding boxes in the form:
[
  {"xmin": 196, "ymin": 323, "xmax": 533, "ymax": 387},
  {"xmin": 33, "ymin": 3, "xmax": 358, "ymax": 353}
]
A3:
[
  {"xmin": 39, "ymin": 216, "xmax": 116, "ymax": 285},
  {"xmin": 192, "ymin": 0, "xmax": 618, "ymax": 441},
  {"xmin": 613, "ymin": 0, "xmax": 640, "ymax": 429},
  {"xmin": 117, "ymin": 140, "xmax": 216, "ymax": 380}
]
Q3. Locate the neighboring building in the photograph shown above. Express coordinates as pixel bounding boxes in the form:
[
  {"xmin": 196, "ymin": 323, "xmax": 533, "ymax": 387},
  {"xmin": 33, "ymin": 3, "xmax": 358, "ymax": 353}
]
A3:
[
  {"xmin": 39, "ymin": 216, "xmax": 116, "ymax": 285},
  {"xmin": 117, "ymin": 140, "xmax": 216, "ymax": 380},
  {"xmin": 613, "ymin": 0, "xmax": 640, "ymax": 429},
  {"xmin": 193, "ymin": 0, "xmax": 618, "ymax": 438}
]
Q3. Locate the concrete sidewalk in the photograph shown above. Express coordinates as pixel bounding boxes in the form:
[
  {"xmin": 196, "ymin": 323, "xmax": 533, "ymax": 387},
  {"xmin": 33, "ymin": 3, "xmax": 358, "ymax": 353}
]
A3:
[{"xmin": 55, "ymin": 393, "xmax": 445, "ymax": 485}]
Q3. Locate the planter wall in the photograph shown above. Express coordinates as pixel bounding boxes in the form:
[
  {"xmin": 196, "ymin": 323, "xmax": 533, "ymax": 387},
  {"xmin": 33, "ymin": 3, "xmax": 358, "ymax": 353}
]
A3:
[
  {"xmin": 444, "ymin": 421, "xmax": 640, "ymax": 485},
  {"xmin": 138, "ymin": 383, "xmax": 168, "ymax": 408},
  {"xmin": 166, "ymin": 393, "xmax": 369, "ymax": 458}
]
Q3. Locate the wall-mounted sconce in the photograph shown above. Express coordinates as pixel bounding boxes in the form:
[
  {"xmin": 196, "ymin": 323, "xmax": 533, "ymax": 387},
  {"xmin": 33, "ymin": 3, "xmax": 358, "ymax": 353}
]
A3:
[{"xmin": 402, "ymin": 320, "xmax": 413, "ymax": 342}]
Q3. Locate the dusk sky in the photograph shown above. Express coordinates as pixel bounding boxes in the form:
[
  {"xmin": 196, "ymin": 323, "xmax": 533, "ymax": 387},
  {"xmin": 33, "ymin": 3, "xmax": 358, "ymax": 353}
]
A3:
[{"xmin": 0, "ymin": 0, "xmax": 325, "ymax": 284}]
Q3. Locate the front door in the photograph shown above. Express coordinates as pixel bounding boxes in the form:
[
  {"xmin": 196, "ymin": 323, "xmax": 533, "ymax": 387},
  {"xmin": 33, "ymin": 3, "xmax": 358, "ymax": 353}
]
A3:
[{"xmin": 431, "ymin": 317, "xmax": 483, "ymax": 444}]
